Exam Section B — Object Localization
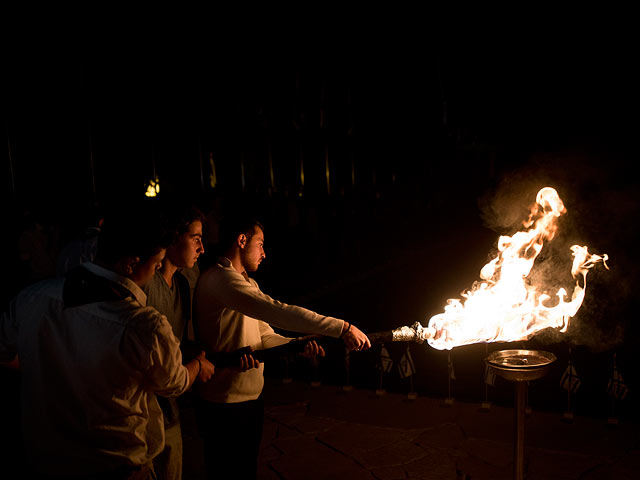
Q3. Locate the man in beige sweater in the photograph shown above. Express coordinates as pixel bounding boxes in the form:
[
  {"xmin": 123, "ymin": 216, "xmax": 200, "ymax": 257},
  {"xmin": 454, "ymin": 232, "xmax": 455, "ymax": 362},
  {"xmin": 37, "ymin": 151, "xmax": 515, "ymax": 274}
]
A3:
[{"xmin": 193, "ymin": 214, "xmax": 370, "ymax": 479}]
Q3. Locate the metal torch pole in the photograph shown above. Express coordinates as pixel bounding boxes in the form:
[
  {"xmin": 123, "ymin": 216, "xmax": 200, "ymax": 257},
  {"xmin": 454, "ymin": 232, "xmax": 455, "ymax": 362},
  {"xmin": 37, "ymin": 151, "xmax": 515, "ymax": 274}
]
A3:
[{"xmin": 514, "ymin": 381, "xmax": 526, "ymax": 480}]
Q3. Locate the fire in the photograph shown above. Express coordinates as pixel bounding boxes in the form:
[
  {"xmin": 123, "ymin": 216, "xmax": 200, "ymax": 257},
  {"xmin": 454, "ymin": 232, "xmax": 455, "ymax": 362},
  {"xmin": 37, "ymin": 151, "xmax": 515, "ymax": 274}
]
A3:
[{"xmin": 427, "ymin": 187, "xmax": 609, "ymax": 351}]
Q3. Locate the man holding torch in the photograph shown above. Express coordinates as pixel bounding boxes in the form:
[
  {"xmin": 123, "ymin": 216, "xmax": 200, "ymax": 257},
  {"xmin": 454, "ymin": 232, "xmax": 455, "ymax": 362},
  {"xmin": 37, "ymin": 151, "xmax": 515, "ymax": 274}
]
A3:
[{"xmin": 193, "ymin": 212, "xmax": 370, "ymax": 480}]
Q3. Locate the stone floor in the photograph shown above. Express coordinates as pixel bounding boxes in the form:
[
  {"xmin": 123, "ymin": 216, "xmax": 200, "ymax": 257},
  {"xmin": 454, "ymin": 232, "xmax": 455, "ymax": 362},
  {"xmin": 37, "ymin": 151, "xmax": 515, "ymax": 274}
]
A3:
[{"xmin": 180, "ymin": 378, "xmax": 640, "ymax": 480}]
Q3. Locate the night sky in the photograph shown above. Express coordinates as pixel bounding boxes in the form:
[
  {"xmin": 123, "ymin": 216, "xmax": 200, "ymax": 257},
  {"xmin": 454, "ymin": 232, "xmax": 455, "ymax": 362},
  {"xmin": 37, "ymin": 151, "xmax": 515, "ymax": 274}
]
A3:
[
  {"xmin": 3, "ymin": 33, "xmax": 639, "ymax": 415},
  {"xmin": 5, "ymin": 38, "xmax": 638, "ymax": 202}
]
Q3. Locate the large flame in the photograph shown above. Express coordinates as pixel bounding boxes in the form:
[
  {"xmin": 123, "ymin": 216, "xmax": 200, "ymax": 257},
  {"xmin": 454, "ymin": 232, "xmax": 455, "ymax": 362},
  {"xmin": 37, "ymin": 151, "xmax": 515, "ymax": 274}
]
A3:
[{"xmin": 427, "ymin": 187, "xmax": 608, "ymax": 350}]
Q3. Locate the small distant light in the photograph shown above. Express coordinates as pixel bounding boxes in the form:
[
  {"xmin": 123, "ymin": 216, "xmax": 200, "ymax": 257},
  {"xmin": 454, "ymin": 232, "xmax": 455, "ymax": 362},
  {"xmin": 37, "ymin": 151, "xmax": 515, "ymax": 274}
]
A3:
[{"xmin": 145, "ymin": 178, "xmax": 160, "ymax": 197}]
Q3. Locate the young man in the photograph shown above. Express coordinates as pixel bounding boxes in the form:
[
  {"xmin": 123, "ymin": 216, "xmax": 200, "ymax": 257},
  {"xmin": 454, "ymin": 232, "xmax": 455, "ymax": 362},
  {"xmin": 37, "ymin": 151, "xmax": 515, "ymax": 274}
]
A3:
[
  {"xmin": 142, "ymin": 204, "xmax": 211, "ymax": 480},
  {"xmin": 193, "ymin": 214, "xmax": 371, "ymax": 480},
  {"xmin": 0, "ymin": 202, "xmax": 214, "ymax": 479}
]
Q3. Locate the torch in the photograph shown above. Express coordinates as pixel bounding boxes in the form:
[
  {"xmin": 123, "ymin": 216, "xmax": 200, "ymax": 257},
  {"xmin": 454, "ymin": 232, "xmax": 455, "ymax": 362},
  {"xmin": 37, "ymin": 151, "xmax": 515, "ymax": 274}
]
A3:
[
  {"xmin": 207, "ymin": 321, "xmax": 437, "ymax": 368},
  {"xmin": 366, "ymin": 321, "xmax": 436, "ymax": 345}
]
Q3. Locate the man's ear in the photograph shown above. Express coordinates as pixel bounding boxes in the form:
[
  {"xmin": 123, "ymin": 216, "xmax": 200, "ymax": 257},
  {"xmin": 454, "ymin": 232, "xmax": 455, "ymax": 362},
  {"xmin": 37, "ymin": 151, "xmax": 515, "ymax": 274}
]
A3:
[
  {"xmin": 238, "ymin": 234, "xmax": 247, "ymax": 248},
  {"xmin": 114, "ymin": 256, "xmax": 140, "ymax": 276},
  {"xmin": 128, "ymin": 257, "xmax": 141, "ymax": 274}
]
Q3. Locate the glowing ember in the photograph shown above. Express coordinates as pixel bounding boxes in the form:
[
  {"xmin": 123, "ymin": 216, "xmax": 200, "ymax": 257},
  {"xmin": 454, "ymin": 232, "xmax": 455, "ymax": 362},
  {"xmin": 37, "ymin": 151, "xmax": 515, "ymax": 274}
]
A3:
[{"xmin": 426, "ymin": 187, "xmax": 609, "ymax": 351}]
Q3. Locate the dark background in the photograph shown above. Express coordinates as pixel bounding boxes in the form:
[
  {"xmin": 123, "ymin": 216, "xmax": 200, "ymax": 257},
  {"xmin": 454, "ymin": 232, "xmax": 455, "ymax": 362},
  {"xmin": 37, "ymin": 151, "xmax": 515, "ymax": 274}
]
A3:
[{"xmin": 3, "ymin": 33, "xmax": 639, "ymax": 420}]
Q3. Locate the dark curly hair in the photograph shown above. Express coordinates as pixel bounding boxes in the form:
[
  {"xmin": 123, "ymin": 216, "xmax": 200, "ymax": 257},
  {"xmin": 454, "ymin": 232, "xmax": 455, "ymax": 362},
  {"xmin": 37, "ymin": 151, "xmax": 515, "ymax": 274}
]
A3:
[
  {"xmin": 218, "ymin": 213, "xmax": 265, "ymax": 252},
  {"xmin": 95, "ymin": 199, "xmax": 177, "ymax": 266}
]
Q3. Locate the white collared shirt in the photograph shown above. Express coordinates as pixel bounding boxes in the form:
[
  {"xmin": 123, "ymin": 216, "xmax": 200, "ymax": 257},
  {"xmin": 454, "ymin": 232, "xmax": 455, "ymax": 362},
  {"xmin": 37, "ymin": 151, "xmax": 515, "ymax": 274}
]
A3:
[{"xmin": 0, "ymin": 262, "xmax": 189, "ymax": 476}]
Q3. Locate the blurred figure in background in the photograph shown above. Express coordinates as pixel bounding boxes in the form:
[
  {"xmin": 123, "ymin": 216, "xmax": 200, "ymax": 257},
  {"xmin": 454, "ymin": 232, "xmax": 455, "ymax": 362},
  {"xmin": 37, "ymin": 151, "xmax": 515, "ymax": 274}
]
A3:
[
  {"xmin": 16, "ymin": 205, "xmax": 58, "ymax": 287},
  {"xmin": 56, "ymin": 204, "xmax": 104, "ymax": 276}
]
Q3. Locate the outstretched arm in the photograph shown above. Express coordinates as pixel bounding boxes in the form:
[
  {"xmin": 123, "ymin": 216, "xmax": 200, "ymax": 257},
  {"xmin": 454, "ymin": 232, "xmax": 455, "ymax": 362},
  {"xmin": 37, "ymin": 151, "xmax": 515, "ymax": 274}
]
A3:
[{"xmin": 201, "ymin": 269, "xmax": 344, "ymax": 337}]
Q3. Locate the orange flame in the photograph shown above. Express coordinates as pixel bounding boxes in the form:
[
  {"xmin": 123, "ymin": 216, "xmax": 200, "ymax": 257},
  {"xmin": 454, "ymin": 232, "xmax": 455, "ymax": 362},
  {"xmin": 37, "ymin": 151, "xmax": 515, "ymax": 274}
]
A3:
[{"xmin": 427, "ymin": 187, "xmax": 608, "ymax": 350}]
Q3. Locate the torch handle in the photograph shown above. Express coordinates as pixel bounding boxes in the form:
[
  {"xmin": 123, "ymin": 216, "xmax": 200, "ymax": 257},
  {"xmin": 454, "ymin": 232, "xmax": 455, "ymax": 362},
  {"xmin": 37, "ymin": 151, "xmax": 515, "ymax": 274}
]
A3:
[
  {"xmin": 207, "ymin": 329, "xmax": 403, "ymax": 368},
  {"xmin": 207, "ymin": 336, "xmax": 324, "ymax": 367},
  {"xmin": 366, "ymin": 330, "xmax": 394, "ymax": 345}
]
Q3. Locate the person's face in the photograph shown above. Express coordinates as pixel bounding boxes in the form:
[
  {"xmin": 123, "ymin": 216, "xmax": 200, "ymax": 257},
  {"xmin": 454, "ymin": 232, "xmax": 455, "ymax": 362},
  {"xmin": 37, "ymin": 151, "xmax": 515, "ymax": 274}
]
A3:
[
  {"xmin": 130, "ymin": 249, "xmax": 166, "ymax": 287},
  {"xmin": 167, "ymin": 220, "xmax": 204, "ymax": 269},
  {"xmin": 239, "ymin": 225, "xmax": 265, "ymax": 273}
]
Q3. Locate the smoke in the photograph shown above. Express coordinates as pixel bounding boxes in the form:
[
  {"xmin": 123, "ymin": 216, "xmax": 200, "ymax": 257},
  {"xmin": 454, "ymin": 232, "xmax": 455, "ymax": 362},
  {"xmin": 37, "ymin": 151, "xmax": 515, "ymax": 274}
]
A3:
[{"xmin": 477, "ymin": 152, "xmax": 640, "ymax": 352}]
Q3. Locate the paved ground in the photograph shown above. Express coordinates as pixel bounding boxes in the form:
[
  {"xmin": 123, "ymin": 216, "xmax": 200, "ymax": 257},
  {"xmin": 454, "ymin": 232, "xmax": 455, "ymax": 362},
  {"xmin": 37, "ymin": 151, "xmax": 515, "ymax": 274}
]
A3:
[{"xmin": 180, "ymin": 378, "xmax": 640, "ymax": 480}]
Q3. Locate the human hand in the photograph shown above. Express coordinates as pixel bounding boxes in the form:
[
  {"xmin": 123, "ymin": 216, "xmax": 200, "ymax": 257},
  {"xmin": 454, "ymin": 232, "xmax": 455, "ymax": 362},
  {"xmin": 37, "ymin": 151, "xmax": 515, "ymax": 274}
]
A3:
[
  {"xmin": 235, "ymin": 346, "xmax": 260, "ymax": 371},
  {"xmin": 299, "ymin": 339, "xmax": 326, "ymax": 359},
  {"xmin": 197, "ymin": 351, "xmax": 215, "ymax": 382},
  {"xmin": 341, "ymin": 324, "xmax": 371, "ymax": 351},
  {"xmin": 239, "ymin": 353, "xmax": 260, "ymax": 371}
]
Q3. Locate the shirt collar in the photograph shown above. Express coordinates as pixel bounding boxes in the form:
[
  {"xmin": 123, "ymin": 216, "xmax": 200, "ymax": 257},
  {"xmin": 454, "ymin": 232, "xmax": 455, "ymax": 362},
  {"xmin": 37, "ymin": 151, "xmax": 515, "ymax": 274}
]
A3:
[
  {"xmin": 81, "ymin": 262, "xmax": 148, "ymax": 306},
  {"xmin": 218, "ymin": 256, "xmax": 251, "ymax": 283},
  {"xmin": 218, "ymin": 256, "xmax": 233, "ymax": 268}
]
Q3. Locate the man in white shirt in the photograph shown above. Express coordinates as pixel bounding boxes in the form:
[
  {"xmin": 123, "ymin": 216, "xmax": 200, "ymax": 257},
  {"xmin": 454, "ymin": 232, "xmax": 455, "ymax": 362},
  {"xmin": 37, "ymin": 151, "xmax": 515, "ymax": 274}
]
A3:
[
  {"xmin": 193, "ymin": 214, "xmax": 371, "ymax": 479},
  {"xmin": 1, "ymin": 202, "xmax": 214, "ymax": 479}
]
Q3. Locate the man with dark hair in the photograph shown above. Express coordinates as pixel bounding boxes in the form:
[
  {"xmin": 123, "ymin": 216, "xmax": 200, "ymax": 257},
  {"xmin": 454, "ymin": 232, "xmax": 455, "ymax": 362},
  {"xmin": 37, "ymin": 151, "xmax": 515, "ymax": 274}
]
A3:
[
  {"xmin": 142, "ymin": 203, "xmax": 211, "ymax": 480},
  {"xmin": 193, "ymin": 212, "xmax": 371, "ymax": 480},
  {"xmin": 0, "ymin": 201, "xmax": 214, "ymax": 479}
]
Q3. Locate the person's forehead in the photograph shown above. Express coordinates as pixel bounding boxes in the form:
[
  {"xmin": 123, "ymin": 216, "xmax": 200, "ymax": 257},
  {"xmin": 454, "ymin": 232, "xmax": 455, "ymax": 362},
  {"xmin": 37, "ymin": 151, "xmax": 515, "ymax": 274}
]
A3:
[
  {"xmin": 186, "ymin": 220, "xmax": 203, "ymax": 234},
  {"xmin": 251, "ymin": 225, "xmax": 264, "ymax": 240},
  {"xmin": 149, "ymin": 248, "xmax": 166, "ymax": 261}
]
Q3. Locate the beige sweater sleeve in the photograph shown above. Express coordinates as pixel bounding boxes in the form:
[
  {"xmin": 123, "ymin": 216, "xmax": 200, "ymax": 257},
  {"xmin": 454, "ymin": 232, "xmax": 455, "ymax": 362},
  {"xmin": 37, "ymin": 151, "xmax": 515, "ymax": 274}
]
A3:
[
  {"xmin": 208, "ymin": 265, "xmax": 345, "ymax": 338},
  {"xmin": 258, "ymin": 320, "xmax": 291, "ymax": 349}
]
